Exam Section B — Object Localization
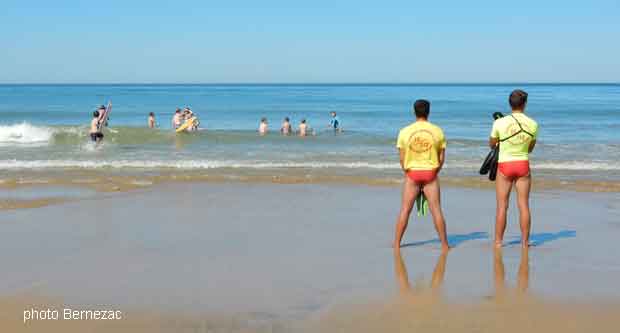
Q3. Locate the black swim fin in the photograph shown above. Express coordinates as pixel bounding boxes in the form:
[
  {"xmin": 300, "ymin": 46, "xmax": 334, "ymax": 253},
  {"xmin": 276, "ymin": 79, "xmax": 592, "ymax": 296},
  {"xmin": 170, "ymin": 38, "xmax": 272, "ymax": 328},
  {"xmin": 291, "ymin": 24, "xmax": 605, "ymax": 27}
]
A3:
[{"xmin": 480, "ymin": 112, "xmax": 503, "ymax": 180}]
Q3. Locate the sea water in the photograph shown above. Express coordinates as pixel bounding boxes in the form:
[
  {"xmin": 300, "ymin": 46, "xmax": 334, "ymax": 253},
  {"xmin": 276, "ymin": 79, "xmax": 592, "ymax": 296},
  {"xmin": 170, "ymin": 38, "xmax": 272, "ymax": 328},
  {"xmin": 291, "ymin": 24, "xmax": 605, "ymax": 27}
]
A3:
[{"xmin": 0, "ymin": 84, "xmax": 619, "ymax": 182}]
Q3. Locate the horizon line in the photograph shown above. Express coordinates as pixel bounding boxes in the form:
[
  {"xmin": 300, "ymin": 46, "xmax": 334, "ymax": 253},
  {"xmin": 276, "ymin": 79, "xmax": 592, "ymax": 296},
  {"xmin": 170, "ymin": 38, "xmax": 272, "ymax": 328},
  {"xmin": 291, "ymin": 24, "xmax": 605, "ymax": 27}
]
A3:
[{"xmin": 0, "ymin": 82, "xmax": 619, "ymax": 86}]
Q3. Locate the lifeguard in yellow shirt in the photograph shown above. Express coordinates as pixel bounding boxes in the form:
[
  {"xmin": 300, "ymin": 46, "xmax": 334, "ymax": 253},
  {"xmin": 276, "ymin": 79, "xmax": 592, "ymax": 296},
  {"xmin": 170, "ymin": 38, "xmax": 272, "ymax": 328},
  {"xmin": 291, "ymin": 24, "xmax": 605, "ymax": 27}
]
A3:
[
  {"xmin": 393, "ymin": 99, "xmax": 449, "ymax": 251},
  {"xmin": 489, "ymin": 89, "xmax": 539, "ymax": 248}
]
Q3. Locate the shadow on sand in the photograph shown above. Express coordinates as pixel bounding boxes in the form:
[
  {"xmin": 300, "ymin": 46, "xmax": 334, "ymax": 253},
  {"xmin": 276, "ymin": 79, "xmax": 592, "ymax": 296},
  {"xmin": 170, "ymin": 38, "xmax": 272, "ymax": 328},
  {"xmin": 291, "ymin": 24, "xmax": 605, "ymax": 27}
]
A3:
[
  {"xmin": 401, "ymin": 231, "xmax": 489, "ymax": 248},
  {"xmin": 506, "ymin": 230, "xmax": 576, "ymax": 247}
]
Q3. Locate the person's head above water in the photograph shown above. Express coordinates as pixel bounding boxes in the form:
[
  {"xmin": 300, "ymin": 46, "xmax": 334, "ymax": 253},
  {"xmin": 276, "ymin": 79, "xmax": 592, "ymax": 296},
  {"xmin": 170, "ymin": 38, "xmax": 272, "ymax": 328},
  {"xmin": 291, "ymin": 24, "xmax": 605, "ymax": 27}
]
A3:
[
  {"xmin": 261, "ymin": 117, "xmax": 267, "ymax": 123},
  {"xmin": 509, "ymin": 89, "xmax": 528, "ymax": 111},
  {"xmin": 330, "ymin": 111, "xmax": 337, "ymax": 117},
  {"xmin": 284, "ymin": 117, "xmax": 290, "ymax": 122},
  {"xmin": 149, "ymin": 112, "xmax": 154, "ymax": 117},
  {"xmin": 93, "ymin": 110, "xmax": 100, "ymax": 118},
  {"xmin": 301, "ymin": 119, "xmax": 306, "ymax": 124},
  {"xmin": 413, "ymin": 99, "xmax": 430, "ymax": 119}
]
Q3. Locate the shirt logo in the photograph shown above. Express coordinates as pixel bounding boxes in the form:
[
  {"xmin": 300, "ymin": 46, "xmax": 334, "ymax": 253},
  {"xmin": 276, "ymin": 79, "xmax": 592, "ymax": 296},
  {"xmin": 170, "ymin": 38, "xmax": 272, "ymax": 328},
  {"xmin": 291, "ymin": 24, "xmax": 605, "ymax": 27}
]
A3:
[{"xmin": 407, "ymin": 129, "xmax": 435, "ymax": 153}]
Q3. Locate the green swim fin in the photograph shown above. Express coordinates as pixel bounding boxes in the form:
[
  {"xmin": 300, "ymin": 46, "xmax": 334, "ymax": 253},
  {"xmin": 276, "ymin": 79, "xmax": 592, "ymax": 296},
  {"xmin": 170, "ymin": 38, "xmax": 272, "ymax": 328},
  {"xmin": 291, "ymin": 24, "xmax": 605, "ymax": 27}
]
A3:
[{"xmin": 416, "ymin": 193, "xmax": 429, "ymax": 217}]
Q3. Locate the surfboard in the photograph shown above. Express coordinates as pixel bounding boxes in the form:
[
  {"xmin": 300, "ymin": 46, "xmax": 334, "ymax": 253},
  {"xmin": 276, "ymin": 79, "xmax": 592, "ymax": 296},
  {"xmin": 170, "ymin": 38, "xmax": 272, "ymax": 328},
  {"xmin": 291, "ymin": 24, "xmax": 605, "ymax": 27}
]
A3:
[
  {"xmin": 97, "ymin": 101, "xmax": 112, "ymax": 131},
  {"xmin": 175, "ymin": 117, "xmax": 198, "ymax": 133}
]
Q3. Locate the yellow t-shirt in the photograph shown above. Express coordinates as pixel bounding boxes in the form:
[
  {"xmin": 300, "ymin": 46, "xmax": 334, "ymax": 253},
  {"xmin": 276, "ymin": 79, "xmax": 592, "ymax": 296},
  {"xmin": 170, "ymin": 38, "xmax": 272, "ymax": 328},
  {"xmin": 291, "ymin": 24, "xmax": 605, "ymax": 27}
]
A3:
[
  {"xmin": 396, "ymin": 121, "xmax": 446, "ymax": 171},
  {"xmin": 490, "ymin": 113, "xmax": 539, "ymax": 163}
]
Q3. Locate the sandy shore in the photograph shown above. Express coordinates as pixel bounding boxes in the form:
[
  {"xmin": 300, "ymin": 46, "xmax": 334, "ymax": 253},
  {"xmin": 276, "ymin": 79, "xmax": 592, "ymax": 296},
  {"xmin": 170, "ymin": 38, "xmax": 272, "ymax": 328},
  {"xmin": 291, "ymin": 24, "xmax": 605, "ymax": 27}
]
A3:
[
  {"xmin": 0, "ymin": 170, "xmax": 620, "ymax": 211},
  {"xmin": 1, "ymin": 182, "xmax": 619, "ymax": 331},
  {"xmin": 2, "ymin": 169, "xmax": 620, "ymax": 213}
]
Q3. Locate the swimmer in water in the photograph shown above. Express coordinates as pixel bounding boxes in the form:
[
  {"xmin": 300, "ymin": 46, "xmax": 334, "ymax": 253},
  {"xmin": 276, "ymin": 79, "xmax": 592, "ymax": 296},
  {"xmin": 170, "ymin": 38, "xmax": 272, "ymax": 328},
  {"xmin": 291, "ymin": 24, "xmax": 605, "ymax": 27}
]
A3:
[
  {"xmin": 328, "ymin": 111, "xmax": 342, "ymax": 133},
  {"xmin": 172, "ymin": 108, "xmax": 182, "ymax": 129},
  {"xmin": 280, "ymin": 117, "xmax": 292, "ymax": 135},
  {"xmin": 298, "ymin": 119, "xmax": 308, "ymax": 136},
  {"xmin": 148, "ymin": 112, "xmax": 156, "ymax": 128},
  {"xmin": 259, "ymin": 117, "xmax": 268, "ymax": 135}
]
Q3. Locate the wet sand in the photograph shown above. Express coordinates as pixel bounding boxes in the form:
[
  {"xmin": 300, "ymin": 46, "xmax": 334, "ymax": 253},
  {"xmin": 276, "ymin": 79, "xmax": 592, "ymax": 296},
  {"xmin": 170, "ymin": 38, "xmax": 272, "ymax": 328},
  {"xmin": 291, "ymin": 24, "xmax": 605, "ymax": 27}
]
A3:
[
  {"xmin": 1, "ymin": 182, "xmax": 619, "ymax": 331},
  {"xmin": 2, "ymin": 168, "xmax": 620, "ymax": 213}
]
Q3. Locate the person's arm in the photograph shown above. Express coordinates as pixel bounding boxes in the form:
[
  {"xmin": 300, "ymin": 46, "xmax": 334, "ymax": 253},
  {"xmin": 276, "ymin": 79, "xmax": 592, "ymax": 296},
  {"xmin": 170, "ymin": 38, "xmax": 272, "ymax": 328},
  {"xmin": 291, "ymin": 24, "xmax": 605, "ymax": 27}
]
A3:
[
  {"xmin": 528, "ymin": 123, "xmax": 538, "ymax": 153},
  {"xmin": 489, "ymin": 120, "xmax": 500, "ymax": 148},
  {"xmin": 437, "ymin": 148, "xmax": 445, "ymax": 174},
  {"xmin": 398, "ymin": 148, "xmax": 406, "ymax": 172},
  {"xmin": 528, "ymin": 140, "xmax": 537, "ymax": 153},
  {"xmin": 437, "ymin": 132, "xmax": 447, "ymax": 173}
]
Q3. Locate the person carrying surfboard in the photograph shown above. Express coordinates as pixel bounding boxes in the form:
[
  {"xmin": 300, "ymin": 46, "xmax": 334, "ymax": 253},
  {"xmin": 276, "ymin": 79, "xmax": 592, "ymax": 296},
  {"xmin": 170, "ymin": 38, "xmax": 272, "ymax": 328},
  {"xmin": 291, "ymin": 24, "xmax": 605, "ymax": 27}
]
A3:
[
  {"xmin": 489, "ymin": 89, "xmax": 538, "ymax": 248},
  {"xmin": 89, "ymin": 105, "xmax": 106, "ymax": 143}
]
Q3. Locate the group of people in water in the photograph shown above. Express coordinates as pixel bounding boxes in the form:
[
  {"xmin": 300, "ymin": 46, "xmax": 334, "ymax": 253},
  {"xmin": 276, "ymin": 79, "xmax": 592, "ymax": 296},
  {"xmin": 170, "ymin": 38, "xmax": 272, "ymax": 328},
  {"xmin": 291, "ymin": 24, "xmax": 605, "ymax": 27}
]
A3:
[
  {"xmin": 170, "ymin": 107, "xmax": 199, "ymax": 131},
  {"xmin": 394, "ymin": 89, "xmax": 538, "ymax": 252},
  {"xmin": 89, "ymin": 105, "xmax": 342, "ymax": 143},
  {"xmin": 259, "ymin": 111, "xmax": 341, "ymax": 136}
]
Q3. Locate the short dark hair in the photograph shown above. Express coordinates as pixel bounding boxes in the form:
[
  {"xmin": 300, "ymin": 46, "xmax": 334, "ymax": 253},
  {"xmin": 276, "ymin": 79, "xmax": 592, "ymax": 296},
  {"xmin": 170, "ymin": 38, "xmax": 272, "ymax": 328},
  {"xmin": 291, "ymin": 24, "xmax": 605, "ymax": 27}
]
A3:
[
  {"xmin": 93, "ymin": 111, "xmax": 100, "ymax": 118},
  {"xmin": 284, "ymin": 117, "xmax": 290, "ymax": 121},
  {"xmin": 509, "ymin": 89, "xmax": 528, "ymax": 109},
  {"xmin": 413, "ymin": 99, "xmax": 430, "ymax": 118},
  {"xmin": 149, "ymin": 112, "xmax": 154, "ymax": 116}
]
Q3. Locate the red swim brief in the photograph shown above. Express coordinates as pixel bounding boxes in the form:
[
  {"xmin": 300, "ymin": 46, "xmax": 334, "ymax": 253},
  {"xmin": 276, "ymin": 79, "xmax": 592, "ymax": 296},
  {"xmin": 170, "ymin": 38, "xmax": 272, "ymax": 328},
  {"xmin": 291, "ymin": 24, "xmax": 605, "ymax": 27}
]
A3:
[
  {"xmin": 498, "ymin": 160, "xmax": 530, "ymax": 179},
  {"xmin": 406, "ymin": 169, "xmax": 437, "ymax": 185}
]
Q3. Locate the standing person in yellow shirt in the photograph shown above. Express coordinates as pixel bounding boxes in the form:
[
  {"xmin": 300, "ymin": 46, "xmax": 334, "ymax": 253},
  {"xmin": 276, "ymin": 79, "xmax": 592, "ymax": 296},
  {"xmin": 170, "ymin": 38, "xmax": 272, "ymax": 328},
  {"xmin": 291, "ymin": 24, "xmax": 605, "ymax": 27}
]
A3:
[
  {"xmin": 393, "ymin": 100, "xmax": 449, "ymax": 251},
  {"xmin": 489, "ymin": 90, "xmax": 539, "ymax": 248}
]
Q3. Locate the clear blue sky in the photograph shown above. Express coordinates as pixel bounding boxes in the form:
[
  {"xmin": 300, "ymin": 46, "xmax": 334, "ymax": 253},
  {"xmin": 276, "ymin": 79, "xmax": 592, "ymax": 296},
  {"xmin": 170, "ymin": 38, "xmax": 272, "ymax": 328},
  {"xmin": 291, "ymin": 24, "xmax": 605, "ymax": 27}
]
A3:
[{"xmin": 1, "ymin": 0, "xmax": 619, "ymax": 83}]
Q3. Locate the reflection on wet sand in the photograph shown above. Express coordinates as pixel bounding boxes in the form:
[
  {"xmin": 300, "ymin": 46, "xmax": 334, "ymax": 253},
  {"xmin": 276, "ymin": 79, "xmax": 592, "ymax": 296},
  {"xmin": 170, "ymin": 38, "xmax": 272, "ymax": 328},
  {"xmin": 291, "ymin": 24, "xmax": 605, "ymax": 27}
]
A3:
[
  {"xmin": 494, "ymin": 247, "xmax": 530, "ymax": 300},
  {"xmin": 393, "ymin": 248, "xmax": 448, "ymax": 299}
]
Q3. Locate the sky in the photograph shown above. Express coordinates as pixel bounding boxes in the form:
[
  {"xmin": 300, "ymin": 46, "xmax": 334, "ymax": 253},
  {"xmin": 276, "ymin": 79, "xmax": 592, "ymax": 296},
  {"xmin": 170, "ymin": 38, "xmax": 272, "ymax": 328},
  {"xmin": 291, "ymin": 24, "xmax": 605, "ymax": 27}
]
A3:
[{"xmin": 1, "ymin": 0, "xmax": 619, "ymax": 83}]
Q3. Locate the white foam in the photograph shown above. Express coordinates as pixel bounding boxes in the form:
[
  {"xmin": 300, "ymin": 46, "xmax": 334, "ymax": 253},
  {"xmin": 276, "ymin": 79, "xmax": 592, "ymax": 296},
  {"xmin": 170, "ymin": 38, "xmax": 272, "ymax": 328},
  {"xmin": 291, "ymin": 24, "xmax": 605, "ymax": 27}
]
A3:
[
  {"xmin": 445, "ymin": 161, "xmax": 620, "ymax": 171},
  {"xmin": 0, "ymin": 159, "xmax": 617, "ymax": 172},
  {"xmin": 0, "ymin": 159, "xmax": 400, "ymax": 170},
  {"xmin": 534, "ymin": 161, "xmax": 620, "ymax": 171},
  {"xmin": 0, "ymin": 123, "xmax": 54, "ymax": 145}
]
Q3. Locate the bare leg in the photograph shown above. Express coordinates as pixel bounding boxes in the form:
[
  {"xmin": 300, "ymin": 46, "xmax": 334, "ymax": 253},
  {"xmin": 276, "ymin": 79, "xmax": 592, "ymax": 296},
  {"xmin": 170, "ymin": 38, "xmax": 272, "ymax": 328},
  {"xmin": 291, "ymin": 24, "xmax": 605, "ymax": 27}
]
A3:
[
  {"xmin": 494, "ymin": 173, "xmax": 513, "ymax": 248},
  {"xmin": 422, "ymin": 178, "xmax": 449, "ymax": 251},
  {"xmin": 393, "ymin": 176, "xmax": 420, "ymax": 248},
  {"xmin": 514, "ymin": 174, "xmax": 532, "ymax": 248}
]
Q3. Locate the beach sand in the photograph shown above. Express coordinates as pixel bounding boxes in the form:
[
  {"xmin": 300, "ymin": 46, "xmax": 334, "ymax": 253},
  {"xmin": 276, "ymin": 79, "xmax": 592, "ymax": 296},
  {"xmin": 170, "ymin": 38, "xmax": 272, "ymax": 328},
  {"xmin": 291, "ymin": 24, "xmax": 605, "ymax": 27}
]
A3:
[{"xmin": 1, "ymin": 182, "xmax": 619, "ymax": 332}]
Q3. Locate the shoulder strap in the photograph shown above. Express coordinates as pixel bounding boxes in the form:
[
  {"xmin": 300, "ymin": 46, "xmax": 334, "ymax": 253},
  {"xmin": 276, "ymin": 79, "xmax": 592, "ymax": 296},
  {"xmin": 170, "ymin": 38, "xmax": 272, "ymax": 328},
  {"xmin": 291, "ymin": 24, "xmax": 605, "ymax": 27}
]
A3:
[{"xmin": 500, "ymin": 114, "xmax": 534, "ymax": 142}]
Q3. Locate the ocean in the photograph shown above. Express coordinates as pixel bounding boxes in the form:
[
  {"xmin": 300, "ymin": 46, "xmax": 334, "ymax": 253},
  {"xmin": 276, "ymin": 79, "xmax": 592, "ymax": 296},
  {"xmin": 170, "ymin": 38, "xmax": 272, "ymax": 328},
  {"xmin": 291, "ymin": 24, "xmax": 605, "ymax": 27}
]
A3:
[{"xmin": 1, "ymin": 84, "xmax": 619, "ymax": 188}]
